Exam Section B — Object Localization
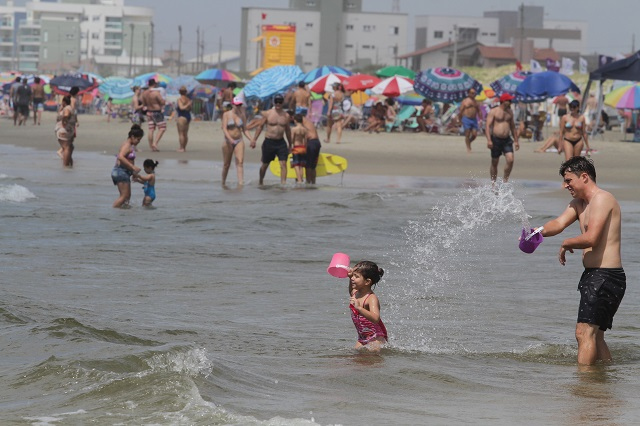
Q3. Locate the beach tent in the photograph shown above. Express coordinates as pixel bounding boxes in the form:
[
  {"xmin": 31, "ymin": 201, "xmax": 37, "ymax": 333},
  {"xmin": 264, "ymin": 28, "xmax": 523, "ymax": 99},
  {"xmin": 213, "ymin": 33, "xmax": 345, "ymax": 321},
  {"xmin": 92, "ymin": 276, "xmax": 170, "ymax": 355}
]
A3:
[{"xmin": 582, "ymin": 51, "xmax": 640, "ymax": 135}]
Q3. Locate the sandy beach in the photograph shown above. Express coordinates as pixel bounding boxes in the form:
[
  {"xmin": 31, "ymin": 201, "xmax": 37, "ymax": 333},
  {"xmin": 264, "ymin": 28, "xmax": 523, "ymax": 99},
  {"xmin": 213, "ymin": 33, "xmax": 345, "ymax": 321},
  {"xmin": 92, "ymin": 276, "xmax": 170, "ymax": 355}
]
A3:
[{"xmin": 2, "ymin": 112, "xmax": 638, "ymax": 199}]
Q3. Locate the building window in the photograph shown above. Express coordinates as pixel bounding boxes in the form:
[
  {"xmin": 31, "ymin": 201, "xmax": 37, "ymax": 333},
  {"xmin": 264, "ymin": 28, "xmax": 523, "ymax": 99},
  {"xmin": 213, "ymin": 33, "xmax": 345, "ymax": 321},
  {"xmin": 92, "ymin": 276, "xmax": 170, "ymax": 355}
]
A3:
[
  {"xmin": 362, "ymin": 45, "xmax": 371, "ymax": 49},
  {"xmin": 434, "ymin": 31, "xmax": 443, "ymax": 39},
  {"xmin": 304, "ymin": 61, "xmax": 312, "ymax": 66},
  {"xmin": 306, "ymin": 0, "xmax": 315, "ymax": 5},
  {"xmin": 481, "ymin": 32, "xmax": 488, "ymax": 36},
  {"xmin": 43, "ymin": 47, "xmax": 47, "ymax": 59},
  {"xmin": 345, "ymin": 44, "xmax": 353, "ymax": 48},
  {"xmin": 389, "ymin": 26, "xmax": 399, "ymax": 35},
  {"xmin": 43, "ymin": 31, "xmax": 48, "ymax": 42},
  {"xmin": 65, "ymin": 16, "xmax": 74, "ymax": 21},
  {"xmin": 92, "ymin": 15, "xmax": 100, "ymax": 22},
  {"xmin": 92, "ymin": 33, "xmax": 99, "ymax": 39},
  {"xmin": 489, "ymin": 32, "xmax": 496, "ymax": 36},
  {"xmin": 66, "ymin": 33, "xmax": 75, "ymax": 40},
  {"xmin": 306, "ymin": 22, "xmax": 313, "ymax": 28},
  {"xmin": 346, "ymin": 24, "xmax": 353, "ymax": 30},
  {"xmin": 305, "ymin": 42, "xmax": 313, "ymax": 47},
  {"xmin": 363, "ymin": 25, "xmax": 371, "ymax": 32},
  {"xmin": 66, "ymin": 50, "xmax": 74, "ymax": 56},
  {"xmin": 346, "ymin": 2, "xmax": 356, "ymax": 8}
]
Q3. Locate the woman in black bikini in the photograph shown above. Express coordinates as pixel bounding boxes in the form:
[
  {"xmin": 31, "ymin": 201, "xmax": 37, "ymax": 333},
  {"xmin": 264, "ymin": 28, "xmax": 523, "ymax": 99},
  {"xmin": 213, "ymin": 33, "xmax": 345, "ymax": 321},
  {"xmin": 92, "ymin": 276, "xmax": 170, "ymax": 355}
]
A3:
[{"xmin": 559, "ymin": 100, "xmax": 590, "ymax": 161}]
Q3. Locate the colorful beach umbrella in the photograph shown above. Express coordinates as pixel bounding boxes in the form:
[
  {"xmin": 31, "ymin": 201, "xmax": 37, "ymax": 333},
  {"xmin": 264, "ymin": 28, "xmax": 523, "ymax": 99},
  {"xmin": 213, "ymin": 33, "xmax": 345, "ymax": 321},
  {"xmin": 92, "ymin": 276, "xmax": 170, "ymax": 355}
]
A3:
[
  {"xmin": 191, "ymin": 84, "xmax": 217, "ymax": 99},
  {"xmin": 98, "ymin": 76, "xmax": 134, "ymax": 104},
  {"xmin": 395, "ymin": 92, "xmax": 425, "ymax": 106},
  {"xmin": 375, "ymin": 65, "xmax": 415, "ymax": 80},
  {"xmin": 243, "ymin": 65, "xmax": 304, "ymax": 100},
  {"xmin": 167, "ymin": 75, "xmax": 199, "ymax": 95},
  {"xmin": 413, "ymin": 67, "xmax": 483, "ymax": 103},
  {"xmin": 342, "ymin": 74, "xmax": 381, "ymax": 91},
  {"xmin": 604, "ymin": 84, "xmax": 640, "ymax": 109},
  {"xmin": 133, "ymin": 72, "xmax": 172, "ymax": 87},
  {"xmin": 514, "ymin": 71, "xmax": 580, "ymax": 103},
  {"xmin": 0, "ymin": 71, "xmax": 21, "ymax": 84},
  {"xmin": 370, "ymin": 76, "xmax": 414, "ymax": 97},
  {"xmin": 308, "ymin": 72, "xmax": 348, "ymax": 94},
  {"xmin": 490, "ymin": 70, "xmax": 532, "ymax": 96},
  {"xmin": 50, "ymin": 73, "xmax": 100, "ymax": 95},
  {"xmin": 475, "ymin": 86, "xmax": 496, "ymax": 102},
  {"xmin": 195, "ymin": 68, "xmax": 241, "ymax": 85},
  {"xmin": 302, "ymin": 65, "xmax": 352, "ymax": 83}
]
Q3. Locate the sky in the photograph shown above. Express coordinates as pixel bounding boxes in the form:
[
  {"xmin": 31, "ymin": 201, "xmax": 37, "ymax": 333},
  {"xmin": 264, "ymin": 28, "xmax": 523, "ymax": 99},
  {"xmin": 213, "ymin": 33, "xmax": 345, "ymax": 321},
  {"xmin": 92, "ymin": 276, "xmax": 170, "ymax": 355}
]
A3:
[{"xmin": 14, "ymin": 0, "xmax": 640, "ymax": 59}]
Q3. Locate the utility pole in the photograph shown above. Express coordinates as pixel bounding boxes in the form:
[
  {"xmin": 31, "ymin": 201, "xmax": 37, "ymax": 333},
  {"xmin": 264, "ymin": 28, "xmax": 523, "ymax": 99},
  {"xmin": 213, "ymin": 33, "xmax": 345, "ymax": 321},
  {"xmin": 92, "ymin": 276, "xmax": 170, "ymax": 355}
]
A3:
[
  {"xmin": 633, "ymin": 33, "xmax": 636, "ymax": 53},
  {"xmin": 177, "ymin": 25, "xmax": 182, "ymax": 75},
  {"xmin": 218, "ymin": 36, "xmax": 222, "ymax": 68},
  {"xmin": 196, "ymin": 26, "xmax": 200, "ymax": 73},
  {"xmin": 519, "ymin": 3, "xmax": 524, "ymax": 63},
  {"xmin": 452, "ymin": 24, "xmax": 458, "ymax": 68},
  {"xmin": 150, "ymin": 21, "xmax": 154, "ymax": 71},
  {"xmin": 142, "ymin": 32, "xmax": 146, "ymax": 72},
  {"xmin": 128, "ymin": 23, "xmax": 134, "ymax": 77}
]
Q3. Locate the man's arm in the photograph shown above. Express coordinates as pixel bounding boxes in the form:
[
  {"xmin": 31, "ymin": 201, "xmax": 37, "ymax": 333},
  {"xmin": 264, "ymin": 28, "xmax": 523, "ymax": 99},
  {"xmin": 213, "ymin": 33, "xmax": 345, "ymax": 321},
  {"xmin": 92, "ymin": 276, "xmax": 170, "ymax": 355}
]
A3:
[
  {"xmin": 458, "ymin": 100, "xmax": 466, "ymax": 119},
  {"xmin": 541, "ymin": 202, "xmax": 579, "ymax": 237},
  {"xmin": 560, "ymin": 194, "xmax": 611, "ymax": 250},
  {"xmin": 485, "ymin": 110, "xmax": 494, "ymax": 143},
  {"xmin": 510, "ymin": 115, "xmax": 519, "ymax": 147},
  {"xmin": 285, "ymin": 121, "xmax": 292, "ymax": 148}
]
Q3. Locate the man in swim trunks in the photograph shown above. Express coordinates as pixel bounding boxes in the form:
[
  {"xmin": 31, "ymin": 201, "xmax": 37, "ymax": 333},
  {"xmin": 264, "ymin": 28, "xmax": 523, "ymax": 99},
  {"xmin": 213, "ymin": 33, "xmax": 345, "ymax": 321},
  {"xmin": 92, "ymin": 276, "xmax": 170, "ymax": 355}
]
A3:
[
  {"xmin": 141, "ymin": 79, "xmax": 166, "ymax": 151},
  {"xmin": 9, "ymin": 76, "xmax": 21, "ymax": 126},
  {"xmin": 301, "ymin": 113, "xmax": 321, "ymax": 184},
  {"xmin": 537, "ymin": 156, "xmax": 625, "ymax": 365},
  {"xmin": 458, "ymin": 88, "xmax": 481, "ymax": 152},
  {"xmin": 31, "ymin": 77, "xmax": 45, "ymax": 125},
  {"xmin": 249, "ymin": 94, "xmax": 292, "ymax": 185},
  {"xmin": 485, "ymin": 93, "xmax": 519, "ymax": 183},
  {"xmin": 292, "ymin": 81, "xmax": 311, "ymax": 117}
]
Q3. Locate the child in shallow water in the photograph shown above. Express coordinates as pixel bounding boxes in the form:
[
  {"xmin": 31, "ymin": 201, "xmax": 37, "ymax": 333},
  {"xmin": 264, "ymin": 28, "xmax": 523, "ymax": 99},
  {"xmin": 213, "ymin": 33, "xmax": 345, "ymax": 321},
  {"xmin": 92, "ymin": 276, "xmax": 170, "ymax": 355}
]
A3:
[
  {"xmin": 134, "ymin": 159, "xmax": 158, "ymax": 206},
  {"xmin": 348, "ymin": 260, "xmax": 388, "ymax": 351}
]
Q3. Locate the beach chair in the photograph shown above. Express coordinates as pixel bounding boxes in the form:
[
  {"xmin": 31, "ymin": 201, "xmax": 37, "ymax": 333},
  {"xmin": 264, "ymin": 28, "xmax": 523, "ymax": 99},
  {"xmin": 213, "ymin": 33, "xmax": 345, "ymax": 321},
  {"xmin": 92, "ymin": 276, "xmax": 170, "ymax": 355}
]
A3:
[{"xmin": 385, "ymin": 105, "xmax": 417, "ymax": 132}]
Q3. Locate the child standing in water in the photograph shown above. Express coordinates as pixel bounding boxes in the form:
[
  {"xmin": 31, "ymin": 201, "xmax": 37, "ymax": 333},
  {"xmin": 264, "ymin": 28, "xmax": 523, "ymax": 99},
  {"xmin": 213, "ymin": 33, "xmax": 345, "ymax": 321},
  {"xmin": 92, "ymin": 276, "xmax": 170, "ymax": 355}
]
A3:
[
  {"xmin": 290, "ymin": 113, "xmax": 308, "ymax": 183},
  {"xmin": 348, "ymin": 260, "xmax": 388, "ymax": 351},
  {"xmin": 134, "ymin": 159, "xmax": 158, "ymax": 206}
]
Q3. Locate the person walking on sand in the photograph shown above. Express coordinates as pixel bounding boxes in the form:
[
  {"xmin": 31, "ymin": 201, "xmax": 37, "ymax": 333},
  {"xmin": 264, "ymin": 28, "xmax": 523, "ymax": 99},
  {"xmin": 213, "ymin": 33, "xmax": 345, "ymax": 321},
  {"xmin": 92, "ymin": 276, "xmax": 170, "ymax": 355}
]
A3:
[
  {"xmin": 534, "ymin": 156, "xmax": 625, "ymax": 365},
  {"xmin": 175, "ymin": 86, "xmax": 192, "ymax": 152},
  {"xmin": 325, "ymin": 82, "xmax": 345, "ymax": 143},
  {"xmin": 248, "ymin": 94, "xmax": 292, "ymax": 185},
  {"xmin": 9, "ymin": 76, "xmax": 21, "ymax": 126},
  {"xmin": 141, "ymin": 79, "xmax": 166, "ymax": 151},
  {"xmin": 301, "ymin": 114, "xmax": 321, "ymax": 184},
  {"xmin": 348, "ymin": 260, "xmax": 388, "ymax": 352},
  {"xmin": 14, "ymin": 78, "xmax": 32, "ymax": 126},
  {"xmin": 31, "ymin": 76, "xmax": 45, "ymax": 126},
  {"xmin": 485, "ymin": 93, "xmax": 519, "ymax": 183},
  {"xmin": 459, "ymin": 88, "xmax": 481, "ymax": 152},
  {"xmin": 560, "ymin": 99, "xmax": 590, "ymax": 161}
]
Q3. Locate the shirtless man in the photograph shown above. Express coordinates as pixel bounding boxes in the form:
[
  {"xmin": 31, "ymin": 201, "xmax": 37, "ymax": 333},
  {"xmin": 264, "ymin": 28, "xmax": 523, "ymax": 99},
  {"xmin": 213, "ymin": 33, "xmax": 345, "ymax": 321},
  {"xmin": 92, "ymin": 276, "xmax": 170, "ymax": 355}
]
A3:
[
  {"xmin": 458, "ymin": 88, "xmax": 481, "ymax": 152},
  {"xmin": 31, "ymin": 77, "xmax": 45, "ymax": 125},
  {"xmin": 554, "ymin": 94, "xmax": 569, "ymax": 121},
  {"xmin": 536, "ymin": 156, "xmax": 625, "ymax": 365},
  {"xmin": 301, "ymin": 113, "xmax": 321, "ymax": 184},
  {"xmin": 249, "ymin": 94, "xmax": 292, "ymax": 185},
  {"xmin": 485, "ymin": 93, "xmax": 519, "ymax": 183},
  {"xmin": 141, "ymin": 79, "xmax": 166, "ymax": 151},
  {"xmin": 292, "ymin": 81, "xmax": 311, "ymax": 117}
]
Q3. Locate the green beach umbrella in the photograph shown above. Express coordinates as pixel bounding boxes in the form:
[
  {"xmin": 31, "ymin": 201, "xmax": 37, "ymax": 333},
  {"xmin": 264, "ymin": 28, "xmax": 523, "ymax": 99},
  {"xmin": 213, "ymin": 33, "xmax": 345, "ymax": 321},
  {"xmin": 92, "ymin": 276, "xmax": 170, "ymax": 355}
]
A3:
[{"xmin": 376, "ymin": 65, "xmax": 415, "ymax": 80}]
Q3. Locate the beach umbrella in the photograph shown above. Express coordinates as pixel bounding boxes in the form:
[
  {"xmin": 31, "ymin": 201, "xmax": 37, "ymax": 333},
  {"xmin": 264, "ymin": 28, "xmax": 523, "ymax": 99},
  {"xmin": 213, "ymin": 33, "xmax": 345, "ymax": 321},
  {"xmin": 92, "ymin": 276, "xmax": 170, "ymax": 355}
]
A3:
[
  {"xmin": 195, "ymin": 68, "xmax": 241, "ymax": 85},
  {"xmin": 489, "ymin": 70, "xmax": 532, "ymax": 96},
  {"xmin": 21, "ymin": 74, "xmax": 52, "ymax": 85},
  {"xmin": 413, "ymin": 67, "xmax": 483, "ymax": 103},
  {"xmin": 515, "ymin": 71, "xmax": 580, "ymax": 103},
  {"xmin": 475, "ymin": 86, "xmax": 496, "ymax": 102},
  {"xmin": 604, "ymin": 84, "xmax": 640, "ymax": 109},
  {"xmin": 243, "ymin": 65, "xmax": 304, "ymax": 100},
  {"xmin": 191, "ymin": 84, "xmax": 217, "ymax": 99},
  {"xmin": 50, "ymin": 73, "xmax": 100, "ymax": 95},
  {"xmin": 98, "ymin": 76, "xmax": 134, "ymax": 104},
  {"xmin": 395, "ymin": 92, "xmax": 425, "ymax": 106},
  {"xmin": 85, "ymin": 72, "xmax": 104, "ymax": 84},
  {"xmin": 133, "ymin": 72, "xmax": 172, "ymax": 87},
  {"xmin": 370, "ymin": 76, "xmax": 414, "ymax": 97},
  {"xmin": 0, "ymin": 71, "xmax": 21, "ymax": 84},
  {"xmin": 308, "ymin": 72, "xmax": 348, "ymax": 94},
  {"xmin": 342, "ymin": 74, "xmax": 381, "ymax": 91},
  {"xmin": 350, "ymin": 90, "xmax": 370, "ymax": 106},
  {"xmin": 375, "ymin": 65, "xmax": 415, "ymax": 80},
  {"xmin": 302, "ymin": 65, "xmax": 351, "ymax": 83},
  {"xmin": 167, "ymin": 75, "xmax": 199, "ymax": 95}
]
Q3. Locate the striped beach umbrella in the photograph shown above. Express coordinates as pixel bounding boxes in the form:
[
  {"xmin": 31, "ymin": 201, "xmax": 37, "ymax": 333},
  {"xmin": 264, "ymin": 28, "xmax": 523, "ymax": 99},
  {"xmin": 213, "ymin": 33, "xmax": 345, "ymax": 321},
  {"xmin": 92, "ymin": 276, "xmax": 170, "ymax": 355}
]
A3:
[
  {"xmin": 303, "ymin": 65, "xmax": 352, "ymax": 83},
  {"xmin": 244, "ymin": 65, "xmax": 304, "ymax": 100},
  {"xmin": 342, "ymin": 74, "xmax": 381, "ymax": 91},
  {"xmin": 414, "ymin": 67, "xmax": 483, "ymax": 103},
  {"xmin": 490, "ymin": 70, "xmax": 532, "ymax": 96},
  {"xmin": 370, "ymin": 76, "xmax": 414, "ymax": 97},
  {"xmin": 98, "ymin": 76, "xmax": 134, "ymax": 104},
  {"xmin": 604, "ymin": 84, "xmax": 640, "ymax": 109},
  {"xmin": 195, "ymin": 68, "xmax": 241, "ymax": 85},
  {"xmin": 133, "ymin": 72, "xmax": 172, "ymax": 87},
  {"xmin": 308, "ymin": 72, "xmax": 348, "ymax": 94},
  {"xmin": 395, "ymin": 92, "xmax": 425, "ymax": 106}
]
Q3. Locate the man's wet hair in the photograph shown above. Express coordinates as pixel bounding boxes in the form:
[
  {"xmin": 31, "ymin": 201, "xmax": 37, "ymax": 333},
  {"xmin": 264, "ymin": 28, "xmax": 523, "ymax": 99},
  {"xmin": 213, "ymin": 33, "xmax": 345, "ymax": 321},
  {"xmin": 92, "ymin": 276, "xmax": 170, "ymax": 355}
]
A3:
[
  {"xmin": 559, "ymin": 156, "xmax": 596, "ymax": 182},
  {"xmin": 298, "ymin": 81, "xmax": 306, "ymax": 88}
]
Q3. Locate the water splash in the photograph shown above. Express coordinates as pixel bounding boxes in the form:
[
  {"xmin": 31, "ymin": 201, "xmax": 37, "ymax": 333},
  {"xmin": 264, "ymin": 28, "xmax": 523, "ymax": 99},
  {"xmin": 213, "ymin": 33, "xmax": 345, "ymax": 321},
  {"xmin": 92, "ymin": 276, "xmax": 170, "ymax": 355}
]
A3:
[
  {"xmin": 0, "ymin": 184, "xmax": 36, "ymax": 202},
  {"xmin": 387, "ymin": 181, "xmax": 532, "ymax": 352}
]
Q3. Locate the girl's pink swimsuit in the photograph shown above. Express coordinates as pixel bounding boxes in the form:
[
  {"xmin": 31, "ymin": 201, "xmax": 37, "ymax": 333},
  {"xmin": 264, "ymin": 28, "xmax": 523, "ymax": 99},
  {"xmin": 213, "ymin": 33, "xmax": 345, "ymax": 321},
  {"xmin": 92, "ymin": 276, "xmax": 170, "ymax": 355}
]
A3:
[{"xmin": 350, "ymin": 294, "xmax": 388, "ymax": 345}]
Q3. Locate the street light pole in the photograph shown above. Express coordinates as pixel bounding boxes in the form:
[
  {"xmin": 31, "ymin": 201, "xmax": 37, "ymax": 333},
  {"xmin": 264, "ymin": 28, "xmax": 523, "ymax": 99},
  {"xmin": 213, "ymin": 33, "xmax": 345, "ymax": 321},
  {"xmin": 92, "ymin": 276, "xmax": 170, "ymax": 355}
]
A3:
[
  {"xmin": 177, "ymin": 25, "xmax": 182, "ymax": 75},
  {"xmin": 128, "ymin": 23, "xmax": 134, "ymax": 77}
]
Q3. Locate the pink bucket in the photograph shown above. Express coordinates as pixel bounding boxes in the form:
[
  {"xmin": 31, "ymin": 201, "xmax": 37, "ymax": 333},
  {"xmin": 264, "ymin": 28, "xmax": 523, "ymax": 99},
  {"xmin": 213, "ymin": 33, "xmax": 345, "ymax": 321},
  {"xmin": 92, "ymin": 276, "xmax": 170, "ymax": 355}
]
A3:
[
  {"xmin": 519, "ymin": 228, "xmax": 544, "ymax": 254},
  {"xmin": 327, "ymin": 253, "xmax": 350, "ymax": 278}
]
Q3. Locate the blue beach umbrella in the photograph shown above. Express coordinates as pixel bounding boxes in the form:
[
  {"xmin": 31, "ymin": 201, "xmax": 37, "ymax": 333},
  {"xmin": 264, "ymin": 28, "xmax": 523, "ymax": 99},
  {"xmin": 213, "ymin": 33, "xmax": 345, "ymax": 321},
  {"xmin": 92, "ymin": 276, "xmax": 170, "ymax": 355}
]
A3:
[
  {"xmin": 515, "ymin": 71, "xmax": 580, "ymax": 103},
  {"xmin": 99, "ymin": 76, "xmax": 134, "ymax": 104},
  {"xmin": 166, "ymin": 75, "xmax": 199, "ymax": 95},
  {"xmin": 414, "ymin": 67, "xmax": 483, "ymax": 103},
  {"xmin": 302, "ymin": 65, "xmax": 351, "ymax": 83},
  {"xmin": 490, "ymin": 70, "xmax": 532, "ymax": 96},
  {"xmin": 244, "ymin": 65, "xmax": 304, "ymax": 100}
]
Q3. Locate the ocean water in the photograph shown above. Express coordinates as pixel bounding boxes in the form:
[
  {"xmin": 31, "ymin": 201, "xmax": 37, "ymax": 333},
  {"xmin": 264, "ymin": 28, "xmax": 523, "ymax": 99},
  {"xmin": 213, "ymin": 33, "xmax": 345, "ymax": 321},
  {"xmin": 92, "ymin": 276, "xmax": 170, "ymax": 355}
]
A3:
[{"xmin": 1, "ymin": 144, "xmax": 639, "ymax": 425}]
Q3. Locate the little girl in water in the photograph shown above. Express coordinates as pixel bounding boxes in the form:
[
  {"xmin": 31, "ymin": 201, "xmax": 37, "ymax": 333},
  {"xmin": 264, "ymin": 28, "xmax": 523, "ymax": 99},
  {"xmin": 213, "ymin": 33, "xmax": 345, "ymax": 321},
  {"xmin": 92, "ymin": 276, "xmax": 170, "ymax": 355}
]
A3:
[
  {"xmin": 348, "ymin": 260, "xmax": 388, "ymax": 351},
  {"xmin": 134, "ymin": 159, "xmax": 158, "ymax": 206}
]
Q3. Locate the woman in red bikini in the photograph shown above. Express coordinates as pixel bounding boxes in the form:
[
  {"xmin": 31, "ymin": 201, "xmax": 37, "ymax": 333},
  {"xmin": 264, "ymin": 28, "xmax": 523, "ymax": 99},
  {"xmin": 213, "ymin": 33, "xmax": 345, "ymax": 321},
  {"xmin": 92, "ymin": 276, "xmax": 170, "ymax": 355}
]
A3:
[{"xmin": 348, "ymin": 260, "xmax": 388, "ymax": 352}]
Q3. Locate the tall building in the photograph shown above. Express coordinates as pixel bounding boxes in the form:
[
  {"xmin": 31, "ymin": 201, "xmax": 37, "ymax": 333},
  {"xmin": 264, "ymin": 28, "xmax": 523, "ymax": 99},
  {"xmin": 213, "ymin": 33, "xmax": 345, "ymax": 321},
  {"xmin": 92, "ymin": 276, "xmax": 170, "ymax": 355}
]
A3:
[
  {"xmin": 240, "ymin": 0, "xmax": 407, "ymax": 73},
  {"xmin": 0, "ymin": 0, "xmax": 154, "ymax": 74}
]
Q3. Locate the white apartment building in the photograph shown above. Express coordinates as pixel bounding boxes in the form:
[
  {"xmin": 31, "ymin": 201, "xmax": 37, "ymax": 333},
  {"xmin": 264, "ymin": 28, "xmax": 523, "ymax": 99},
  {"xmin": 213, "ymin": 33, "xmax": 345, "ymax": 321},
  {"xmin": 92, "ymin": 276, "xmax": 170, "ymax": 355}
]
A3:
[
  {"xmin": 0, "ymin": 0, "xmax": 153, "ymax": 74},
  {"xmin": 413, "ymin": 15, "xmax": 499, "ymax": 51},
  {"xmin": 240, "ymin": 2, "xmax": 407, "ymax": 73}
]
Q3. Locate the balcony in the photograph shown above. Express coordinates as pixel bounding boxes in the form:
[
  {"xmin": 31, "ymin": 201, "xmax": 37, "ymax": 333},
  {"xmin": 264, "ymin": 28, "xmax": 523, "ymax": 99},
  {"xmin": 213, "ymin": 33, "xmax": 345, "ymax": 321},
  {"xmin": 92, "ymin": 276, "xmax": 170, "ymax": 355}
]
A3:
[
  {"xmin": 104, "ymin": 39, "xmax": 122, "ymax": 48},
  {"xmin": 0, "ymin": 53, "xmax": 14, "ymax": 61},
  {"xmin": 0, "ymin": 37, "xmax": 13, "ymax": 46},
  {"xmin": 105, "ymin": 22, "xmax": 122, "ymax": 31},
  {"xmin": 19, "ymin": 19, "xmax": 41, "ymax": 29},
  {"xmin": 18, "ymin": 51, "xmax": 39, "ymax": 59},
  {"xmin": 19, "ymin": 35, "xmax": 40, "ymax": 44}
]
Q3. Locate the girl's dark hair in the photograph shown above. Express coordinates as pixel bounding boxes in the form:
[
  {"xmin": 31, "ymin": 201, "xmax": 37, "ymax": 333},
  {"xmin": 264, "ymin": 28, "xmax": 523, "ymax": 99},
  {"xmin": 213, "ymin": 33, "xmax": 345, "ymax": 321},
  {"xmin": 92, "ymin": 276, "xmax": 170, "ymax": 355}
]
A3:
[
  {"xmin": 62, "ymin": 95, "xmax": 71, "ymax": 105},
  {"xmin": 128, "ymin": 123, "xmax": 144, "ymax": 138},
  {"xmin": 353, "ymin": 261, "xmax": 384, "ymax": 285},
  {"xmin": 69, "ymin": 86, "xmax": 79, "ymax": 96},
  {"xmin": 143, "ymin": 159, "xmax": 159, "ymax": 170},
  {"xmin": 559, "ymin": 156, "xmax": 596, "ymax": 182}
]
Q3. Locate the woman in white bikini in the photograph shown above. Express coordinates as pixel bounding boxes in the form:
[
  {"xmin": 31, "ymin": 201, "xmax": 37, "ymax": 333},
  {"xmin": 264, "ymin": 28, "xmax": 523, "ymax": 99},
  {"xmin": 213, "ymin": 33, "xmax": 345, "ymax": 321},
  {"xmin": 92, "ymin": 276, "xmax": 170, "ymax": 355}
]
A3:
[{"xmin": 221, "ymin": 97, "xmax": 252, "ymax": 187}]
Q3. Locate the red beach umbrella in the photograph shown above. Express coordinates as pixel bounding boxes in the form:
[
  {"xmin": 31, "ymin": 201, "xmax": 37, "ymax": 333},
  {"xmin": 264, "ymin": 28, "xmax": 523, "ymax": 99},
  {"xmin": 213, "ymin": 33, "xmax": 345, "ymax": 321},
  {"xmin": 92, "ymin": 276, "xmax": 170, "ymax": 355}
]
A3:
[
  {"xmin": 370, "ymin": 76, "xmax": 414, "ymax": 97},
  {"xmin": 342, "ymin": 74, "xmax": 381, "ymax": 91},
  {"xmin": 308, "ymin": 72, "xmax": 348, "ymax": 94}
]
